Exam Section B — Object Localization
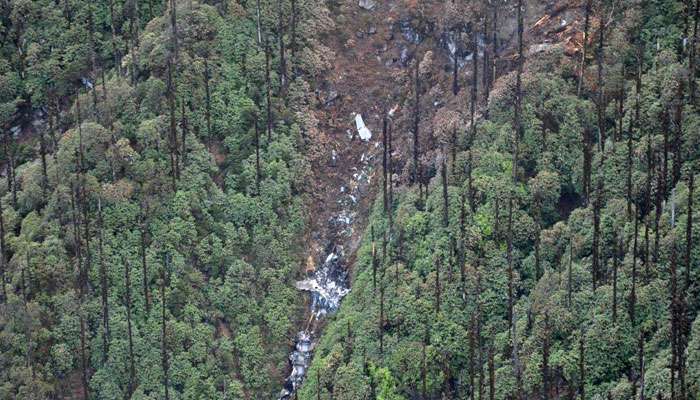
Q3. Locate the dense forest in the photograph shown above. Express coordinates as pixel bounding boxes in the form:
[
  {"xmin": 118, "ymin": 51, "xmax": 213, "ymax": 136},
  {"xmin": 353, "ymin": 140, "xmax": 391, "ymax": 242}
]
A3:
[{"xmin": 0, "ymin": 0, "xmax": 699, "ymax": 399}]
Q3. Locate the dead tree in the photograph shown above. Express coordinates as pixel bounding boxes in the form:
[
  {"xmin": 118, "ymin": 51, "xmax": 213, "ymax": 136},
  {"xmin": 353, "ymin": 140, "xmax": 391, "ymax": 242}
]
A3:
[
  {"xmin": 413, "ymin": 61, "xmax": 421, "ymax": 193},
  {"xmin": 435, "ymin": 256, "xmax": 441, "ymax": 314},
  {"xmin": 542, "ymin": 313, "xmax": 551, "ymax": 400},
  {"xmin": 643, "ymin": 119, "xmax": 652, "ymax": 282},
  {"xmin": 630, "ymin": 208, "xmax": 639, "ymax": 326},
  {"xmin": 107, "ymin": 0, "xmax": 121, "ymax": 75},
  {"xmin": 690, "ymin": 0, "xmax": 699, "ymax": 104},
  {"xmin": 123, "ymin": 255, "xmax": 136, "ymax": 397},
  {"xmin": 578, "ymin": 0, "xmax": 593, "ymax": 96},
  {"xmin": 685, "ymin": 173, "xmax": 694, "ymax": 291},
  {"xmin": 579, "ymin": 335, "xmax": 586, "ymax": 400},
  {"xmin": 612, "ymin": 232, "xmax": 621, "ymax": 324},
  {"xmin": 388, "ymin": 116, "xmax": 394, "ymax": 227},
  {"xmin": 265, "ymin": 39, "xmax": 273, "ymax": 141},
  {"xmin": 277, "ymin": 0, "xmax": 287, "ymax": 91},
  {"xmin": 98, "ymin": 198, "xmax": 110, "ymax": 362},
  {"xmin": 442, "ymin": 159, "xmax": 449, "ymax": 228},
  {"xmin": 5, "ymin": 134, "xmax": 17, "ymax": 209},
  {"xmin": 180, "ymin": 102, "xmax": 188, "ymax": 167},
  {"xmin": 290, "ymin": 0, "xmax": 298, "ymax": 70},
  {"xmin": 140, "ymin": 203, "xmax": 151, "ymax": 313},
  {"xmin": 568, "ymin": 237, "xmax": 573, "ymax": 309},
  {"xmin": 0, "ymin": 197, "xmax": 6, "ymax": 302},
  {"xmin": 508, "ymin": 2, "xmax": 526, "ymax": 399},
  {"xmin": 254, "ymin": 115, "xmax": 261, "ymax": 194},
  {"xmin": 488, "ymin": 344, "xmax": 495, "ymax": 400},
  {"xmin": 371, "ymin": 226, "xmax": 378, "ymax": 291},
  {"xmin": 161, "ymin": 254, "xmax": 170, "ymax": 400},
  {"xmin": 672, "ymin": 81, "xmax": 684, "ymax": 188},
  {"xmin": 169, "ymin": 0, "xmax": 179, "ymax": 60},
  {"xmin": 204, "ymin": 59, "xmax": 213, "ymax": 150},
  {"xmin": 383, "ymin": 112, "xmax": 388, "ymax": 213}
]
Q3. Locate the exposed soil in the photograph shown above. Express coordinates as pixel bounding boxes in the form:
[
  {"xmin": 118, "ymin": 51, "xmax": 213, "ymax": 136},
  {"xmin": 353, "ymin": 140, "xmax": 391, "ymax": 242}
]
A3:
[{"xmin": 302, "ymin": 0, "xmax": 586, "ymax": 269}]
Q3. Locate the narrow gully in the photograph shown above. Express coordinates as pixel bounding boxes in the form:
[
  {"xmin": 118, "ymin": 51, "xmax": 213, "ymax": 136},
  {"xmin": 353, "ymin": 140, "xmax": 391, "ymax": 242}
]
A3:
[{"xmin": 278, "ymin": 115, "xmax": 376, "ymax": 400}]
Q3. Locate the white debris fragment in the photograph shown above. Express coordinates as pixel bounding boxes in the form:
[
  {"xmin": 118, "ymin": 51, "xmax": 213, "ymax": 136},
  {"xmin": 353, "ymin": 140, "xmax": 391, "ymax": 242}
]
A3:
[
  {"xmin": 355, "ymin": 114, "xmax": 372, "ymax": 141},
  {"xmin": 358, "ymin": 0, "xmax": 376, "ymax": 10}
]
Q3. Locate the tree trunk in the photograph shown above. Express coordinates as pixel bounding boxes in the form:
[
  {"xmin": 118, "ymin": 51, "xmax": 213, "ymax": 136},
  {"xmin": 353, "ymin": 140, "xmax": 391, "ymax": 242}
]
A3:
[
  {"xmin": 441, "ymin": 159, "xmax": 449, "ymax": 228},
  {"xmin": 612, "ymin": 233, "xmax": 620, "ymax": 324},
  {"xmin": 672, "ymin": 81, "xmax": 684, "ymax": 188},
  {"xmin": 108, "ymin": 0, "xmax": 121, "ymax": 75},
  {"xmin": 638, "ymin": 330, "xmax": 645, "ymax": 400},
  {"xmin": 413, "ymin": 62, "xmax": 421, "ymax": 189},
  {"xmin": 167, "ymin": 60, "xmax": 179, "ymax": 190},
  {"xmin": 88, "ymin": 6, "xmax": 100, "ymax": 118},
  {"xmin": 169, "ymin": 0, "xmax": 179, "ymax": 60},
  {"xmin": 204, "ymin": 59, "xmax": 213, "ymax": 151},
  {"xmin": 98, "ymin": 198, "xmax": 110, "ymax": 363},
  {"xmin": 123, "ymin": 255, "xmax": 136, "ymax": 397},
  {"xmin": 265, "ymin": 40, "xmax": 273, "ymax": 141},
  {"xmin": 371, "ymin": 226, "xmax": 377, "ymax": 291},
  {"xmin": 627, "ymin": 116, "xmax": 634, "ymax": 220},
  {"xmin": 161, "ymin": 255, "xmax": 170, "ymax": 400},
  {"xmin": 140, "ymin": 205, "xmax": 151, "ymax": 313},
  {"xmin": 630, "ymin": 208, "xmax": 639, "ymax": 326},
  {"xmin": 422, "ymin": 328, "xmax": 428, "ymax": 399},
  {"xmin": 488, "ymin": 345, "xmax": 495, "ymax": 400},
  {"xmin": 543, "ymin": 314, "xmax": 551, "ymax": 400},
  {"xmin": 290, "ymin": 0, "xmax": 298, "ymax": 75},
  {"xmin": 685, "ymin": 173, "xmax": 694, "ymax": 291},
  {"xmin": 0, "ymin": 197, "xmax": 5, "ymax": 302},
  {"xmin": 472, "ymin": 15, "xmax": 479, "ymax": 108},
  {"xmin": 435, "ymin": 257, "xmax": 441, "ymax": 314},
  {"xmin": 452, "ymin": 46, "xmax": 459, "ymax": 95},
  {"xmin": 469, "ymin": 313, "xmax": 476, "ymax": 400},
  {"xmin": 383, "ymin": 113, "xmax": 388, "ymax": 213},
  {"xmin": 644, "ymin": 128, "xmax": 652, "ymax": 282},
  {"xmin": 671, "ymin": 191, "xmax": 680, "ymax": 400},
  {"xmin": 579, "ymin": 335, "xmax": 585, "ymax": 400},
  {"xmin": 690, "ymin": 0, "xmax": 699, "ymax": 105},
  {"xmin": 388, "ymin": 117, "xmax": 394, "ymax": 227},
  {"xmin": 79, "ymin": 312, "xmax": 89, "ymax": 400},
  {"xmin": 277, "ymin": 0, "xmax": 287, "ymax": 91},
  {"xmin": 39, "ymin": 128, "xmax": 48, "ymax": 197},
  {"xmin": 578, "ymin": 0, "xmax": 592, "ymax": 97},
  {"xmin": 256, "ymin": 0, "xmax": 263, "ymax": 46},
  {"xmin": 6, "ymin": 135, "xmax": 17, "ymax": 209},
  {"xmin": 483, "ymin": 11, "xmax": 491, "ymax": 103},
  {"xmin": 568, "ymin": 238, "xmax": 573, "ymax": 309},
  {"xmin": 596, "ymin": 12, "xmax": 606, "ymax": 153},
  {"xmin": 379, "ymin": 269, "xmax": 384, "ymax": 356},
  {"xmin": 180, "ymin": 101, "xmax": 188, "ymax": 167},
  {"xmin": 254, "ymin": 116, "xmax": 261, "ymax": 195}
]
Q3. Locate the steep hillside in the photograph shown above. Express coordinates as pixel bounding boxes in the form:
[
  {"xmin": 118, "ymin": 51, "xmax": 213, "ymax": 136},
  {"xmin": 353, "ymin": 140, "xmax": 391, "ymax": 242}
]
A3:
[{"xmin": 296, "ymin": 0, "xmax": 700, "ymax": 399}]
